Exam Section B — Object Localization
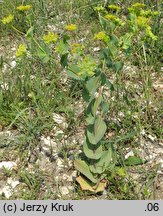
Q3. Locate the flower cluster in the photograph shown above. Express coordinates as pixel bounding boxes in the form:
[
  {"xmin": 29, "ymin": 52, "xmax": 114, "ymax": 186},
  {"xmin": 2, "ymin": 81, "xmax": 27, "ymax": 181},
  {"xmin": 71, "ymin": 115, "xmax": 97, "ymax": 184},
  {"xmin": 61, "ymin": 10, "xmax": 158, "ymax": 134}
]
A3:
[
  {"xmin": 94, "ymin": 31, "xmax": 109, "ymax": 43},
  {"xmin": 132, "ymin": 3, "xmax": 146, "ymax": 8},
  {"xmin": 71, "ymin": 43, "xmax": 85, "ymax": 54},
  {"xmin": 128, "ymin": 4, "xmax": 145, "ymax": 15},
  {"xmin": 108, "ymin": 4, "xmax": 121, "ymax": 11},
  {"xmin": 136, "ymin": 16, "xmax": 149, "ymax": 28},
  {"xmin": 43, "ymin": 32, "xmax": 58, "ymax": 44},
  {"xmin": 128, "ymin": 4, "xmax": 158, "ymax": 41},
  {"xmin": 128, "ymin": 3, "xmax": 159, "ymax": 18},
  {"xmin": 146, "ymin": 26, "xmax": 157, "ymax": 41},
  {"xmin": 2, "ymin": 14, "xmax": 14, "ymax": 25},
  {"xmin": 77, "ymin": 56, "xmax": 96, "ymax": 78},
  {"xmin": 16, "ymin": 5, "xmax": 32, "ymax": 11},
  {"xmin": 105, "ymin": 14, "xmax": 117, "ymax": 20},
  {"xmin": 16, "ymin": 44, "xmax": 26, "ymax": 57},
  {"xmin": 140, "ymin": 9, "xmax": 159, "ymax": 18},
  {"xmin": 65, "ymin": 24, "xmax": 77, "ymax": 31},
  {"xmin": 94, "ymin": 6, "xmax": 105, "ymax": 12},
  {"xmin": 105, "ymin": 14, "xmax": 124, "ymax": 26}
]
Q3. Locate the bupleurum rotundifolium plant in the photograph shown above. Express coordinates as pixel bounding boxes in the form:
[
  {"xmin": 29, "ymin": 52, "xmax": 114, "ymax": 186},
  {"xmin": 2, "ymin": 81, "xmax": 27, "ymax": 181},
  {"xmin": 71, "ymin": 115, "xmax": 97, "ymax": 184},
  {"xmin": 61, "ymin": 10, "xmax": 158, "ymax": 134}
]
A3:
[
  {"xmin": 68, "ymin": 3, "xmax": 159, "ymax": 192},
  {"xmin": 1, "ymin": 3, "xmax": 159, "ymax": 192}
]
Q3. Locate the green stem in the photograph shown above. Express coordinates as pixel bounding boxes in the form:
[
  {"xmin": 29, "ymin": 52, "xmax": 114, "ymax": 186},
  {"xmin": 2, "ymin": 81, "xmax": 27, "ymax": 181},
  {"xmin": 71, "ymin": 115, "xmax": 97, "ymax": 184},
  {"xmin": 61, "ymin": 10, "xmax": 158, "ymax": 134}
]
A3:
[
  {"xmin": 11, "ymin": 26, "xmax": 25, "ymax": 35},
  {"xmin": 32, "ymin": 37, "xmax": 46, "ymax": 54},
  {"xmin": 142, "ymin": 43, "xmax": 150, "ymax": 117},
  {"xmin": 11, "ymin": 25, "xmax": 46, "ymax": 55}
]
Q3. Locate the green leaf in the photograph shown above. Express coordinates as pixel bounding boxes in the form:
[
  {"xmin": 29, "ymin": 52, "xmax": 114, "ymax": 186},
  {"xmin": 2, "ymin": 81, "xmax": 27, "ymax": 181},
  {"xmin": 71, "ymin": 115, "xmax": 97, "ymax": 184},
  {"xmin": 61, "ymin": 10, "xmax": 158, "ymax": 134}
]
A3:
[
  {"xmin": 99, "ymin": 49, "xmax": 113, "ymax": 68},
  {"xmin": 124, "ymin": 156, "xmax": 144, "ymax": 166},
  {"xmin": 100, "ymin": 49, "xmax": 113, "ymax": 68},
  {"xmin": 100, "ymin": 17, "xmax": 107, "ymax": 31},
  {"xmin": 90, "ymin": 148, "xmax": 112, "ymax": 174},
  {"xmin": 87, "ymin": 125, "xmax": 96, "ymax": 144},
  {"xmin": 89, "ymin": 163, "xmax": 104, "ymax": 174},
  {"xmin": 60, "ymin": 53, "xmax": 68, "ymax": 67},
  {"xmin": 91, "ymin": 96, "xmax": 103, "ymax": 116},
  {"xmin": 67, "ymin": 64, "xmax": 82, "ymax": 80},
  {"xmin": 110, "ymin": 34, "xmax": 119, "ymax": 45},
  {"xmin": 56, "ymin": 40, "xmax": 68, "ymax": 55},
  {"xmin": 87, "ymin": 116, "xmax": 107, "ymax": 144},
  {"xmin": 25, "ymin": 26, "xmax": 34, "ymax": 39},
  {"xmin": 106, "ymin": 58, "xmax": 113, "ymax": 68},
  {"xmin": 98, "ymin": 148, "xmax": 112, "ymax": 167},
  {"xmin": 100, "ymin": 73, "xmax": 106, "ymax": 86},
  {"xmin": 101, "ymin": 101, "xmax": 109, "ymax": 117},
  {"xmin": 109, "ymin": 22, "xmax": 116, "ymax": 33},
  {"xmin": 62, "ymin": 34, "xmax": 70, "ymax": 43},
  {"xmin": 83, "ymin": 139, "xmax": 103, "ymax": 160},
  {"xmin": 94, "ymin": 115, "xmax": 106, "ymax": 137},
  {"xmin": 106, "ymin": 79, "xmax": 114, "ymax": 91},
  {"xmin": 121, "ymin": 33, "xmax": 133, "ymax": 50},
  {"xmin": 37, "ymin": 48, "xmax": 50, "ymax": 63},
  {"xmin": 68, "ymin": 64, "xmax": 80, "ymax": 73},
  {"xmin": 82, "ymin": 88, "xmax": 90, "ymax": 102},
  {"xmin": 108, "ymin": 43, "xmax": 117, "ymax": 56},
  {"xmin": 90, "ymin": 164, "xmax": 109, "ymax": 175},
  {"xmin": 85, "ymin": 76, "xmax": 99, "ymax": 95},
  {"xmin": 113, "ymin": 61, "xmax": 124, "ymax": 72},
  {"xmin": 74, "ymin": 160, "xmax": 97, "ymax": 183},
  {"xmin": 86, "ymin": 113, "xmax": 95, "ymax": 124},
  {"xmin": 67, "ymin": 70, "xmax": 81, "ymax": 80}
]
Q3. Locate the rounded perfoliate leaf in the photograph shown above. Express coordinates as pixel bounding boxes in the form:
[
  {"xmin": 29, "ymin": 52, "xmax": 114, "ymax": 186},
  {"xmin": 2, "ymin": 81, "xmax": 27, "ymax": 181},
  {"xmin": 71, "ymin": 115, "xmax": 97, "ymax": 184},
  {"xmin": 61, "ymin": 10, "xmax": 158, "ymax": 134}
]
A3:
[
  {"xmin": 67, "ymin": 64, "xmax": 82, "ymax": 80},
  {"xmin": 113, "ymin": 61, "xmax": 124, "ymax": 72},
  {"xmin": 91, "ymin": 96, "xmax": 103, "ymax": 116},
  {"xmin": 56, "ymin": 40, "xmax": 68, "ymax": 55},
  {"xmin": 74, "ymin": 160, "xmax": 98, "ymax": 183},
  {"xmin": 121, "ymin": 33, "xmax": 133, "ymax": 50},
  {"xmin": 86, "ymin": 113, "xmax": 95, "ymax": 124},
  {"xmin": 37, "ymin": 49, "xmax": 50, "ymax": 63},
  {"xmin": 83, "ymin": 139, "xmax": 103, "ymax": 160},
  {"xmin": 90, "ymin": 149, "xmax": 112, "ymax": 174},
  {"xmin": 87, "ymin": 116, "xmax": 107, "ymax": 145},
  {"xmin": 101, "ymin": 101, "xmax": 109, "ymax": 117},
  {"xmin": 90, "ymin": 163, "xmax": 104, "ymax": 174},
  {"xmin": 85, "ymin": 76, "xmax": 99, "ymax": 95}
]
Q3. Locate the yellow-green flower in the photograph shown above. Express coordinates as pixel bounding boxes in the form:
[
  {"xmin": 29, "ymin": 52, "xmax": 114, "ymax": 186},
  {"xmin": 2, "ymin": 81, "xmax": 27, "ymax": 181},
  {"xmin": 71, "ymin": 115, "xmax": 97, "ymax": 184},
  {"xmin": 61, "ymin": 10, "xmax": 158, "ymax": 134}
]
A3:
[
  {"xmin": 94, "ymin": 31, "xmax": 109, "ymax": 43},
  {"xmin": 105, "ymin": 14, "xmax": 124, "ymax": 26},
  {"xmin": 65, "ymin": 24, "xmax": 77, "ymax": 31},
  {"xmin": 105, "ymin": 14, "xmax": 117, "ymax": 21},
  {"xmin": 132, "ymin": 3, "xmax": 146, "ymax": 8},
  {"xmin": 128, "ymin": 4, "xmax": 145, "ymax": 15},
  {"xmin": 108, "ymin": 4, "xmax": 121, "ymax": 11},
  {"xmin": 16, "ymin": 44, "xmax": 26, "ymax": 57},
  {"xmin": 136, "ymin": 16, "xmax": 149, "ymax": 28},
  {"xmin": 77, "ymin": 56, "xmax": 96, "ymax": 78},
  {"xmin": 71, "ymin": 43, "xmax": 85, "ymax": 54},
  {"xmin": 140, "ymin": 9, "xmax": 159, "ymax": 17},
  {"xmin": 94, "ymin": 6, "xmax": 105, "ymax": 12},
  {"xmin": 152, "ymin": 11, "xmax": 159, "ymax": 16},
  {"xmin": 2, "ymin": 14, "xmax": 14, "ymax": 25},
  {"xmin": 43, "ymin": 32, "xmax": 58, "ymax": 44},
  {"xmin": 128, "ymin": 7, "xmax": 135, "ymax": 13},
  {"xmin": 16, "ymin": 5, "xmax": 32, "ymax": 11},
  {"xmin": 115, "ymin": 167, "xmax": 126, "ymax": 177},
  {"xmin": 146, "ymin": 26, "xmax": 158, "ymax": 41}
]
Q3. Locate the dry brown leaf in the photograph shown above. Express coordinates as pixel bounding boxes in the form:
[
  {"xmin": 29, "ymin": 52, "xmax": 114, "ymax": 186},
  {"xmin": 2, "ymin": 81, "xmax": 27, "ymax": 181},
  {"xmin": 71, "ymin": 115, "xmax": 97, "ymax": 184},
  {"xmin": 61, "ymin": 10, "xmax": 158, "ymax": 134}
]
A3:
[{"xmin": 76, "ymin": 175, "xmax": 107, "ymax": 193}]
